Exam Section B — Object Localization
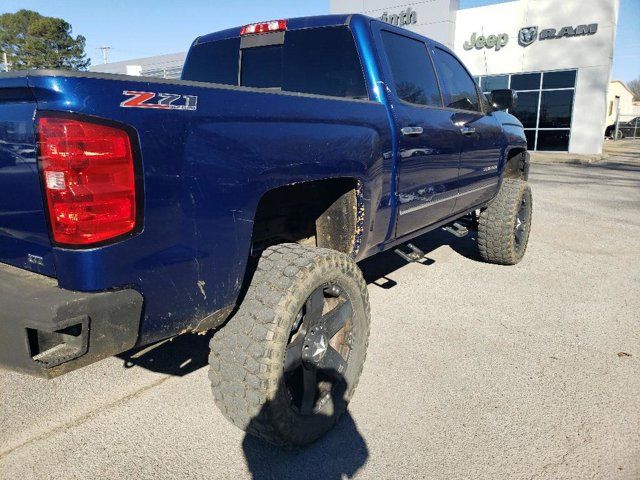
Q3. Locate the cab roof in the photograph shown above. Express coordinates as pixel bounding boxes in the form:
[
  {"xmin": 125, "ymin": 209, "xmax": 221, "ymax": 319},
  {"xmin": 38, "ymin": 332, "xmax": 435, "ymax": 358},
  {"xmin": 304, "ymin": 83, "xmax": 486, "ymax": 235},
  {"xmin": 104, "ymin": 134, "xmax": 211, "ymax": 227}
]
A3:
[{"xmin": 195, "ymin": 14, "xmax": 353, "ymax": 45}]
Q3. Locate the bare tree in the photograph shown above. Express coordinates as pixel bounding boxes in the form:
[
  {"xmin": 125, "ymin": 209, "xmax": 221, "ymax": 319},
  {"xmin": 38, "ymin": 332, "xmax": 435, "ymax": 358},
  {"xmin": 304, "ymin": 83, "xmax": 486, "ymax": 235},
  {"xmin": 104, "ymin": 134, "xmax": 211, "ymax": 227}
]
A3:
[{"xmin": 628, "ymin": 76, "xmax": 640, "ymax": 101}]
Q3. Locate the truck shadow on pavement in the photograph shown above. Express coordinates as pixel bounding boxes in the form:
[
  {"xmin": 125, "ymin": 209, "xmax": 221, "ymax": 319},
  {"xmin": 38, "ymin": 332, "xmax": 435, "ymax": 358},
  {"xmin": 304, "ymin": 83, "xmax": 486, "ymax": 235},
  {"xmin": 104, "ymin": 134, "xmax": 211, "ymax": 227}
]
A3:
[
  {"xmin": 115, "ymin": 232, "xmax": 476, "ymax": 476},
  {"xmin": 359, "ymin": 228, "xmax": 480, "ymax": 287},
  {"xmin": 118, "ymin": 229, "xmax": 477, "ymax": 376},
  {"xmin": 117, "ymin": 331, "xmax": 213, "ymax": 376},
  {"xmin": 241, "ymin": 372, "xmax": 368, "ymax": 480}
]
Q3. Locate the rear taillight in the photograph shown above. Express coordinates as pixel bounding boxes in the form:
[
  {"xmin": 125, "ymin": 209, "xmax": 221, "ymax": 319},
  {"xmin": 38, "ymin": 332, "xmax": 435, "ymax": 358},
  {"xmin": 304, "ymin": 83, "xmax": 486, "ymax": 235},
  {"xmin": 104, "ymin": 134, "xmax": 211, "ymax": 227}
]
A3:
[
  {"xmin": 37, "ymin": 116, "xmax": 138, "ymax": 246},
  {"xmin": 240, "ymin": 19, "xmax": 287, "ymax": 36}
]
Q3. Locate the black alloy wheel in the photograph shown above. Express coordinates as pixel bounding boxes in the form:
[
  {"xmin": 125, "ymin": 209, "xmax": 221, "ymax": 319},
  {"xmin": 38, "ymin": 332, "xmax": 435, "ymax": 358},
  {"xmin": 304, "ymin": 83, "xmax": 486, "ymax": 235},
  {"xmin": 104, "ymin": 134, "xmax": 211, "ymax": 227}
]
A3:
[
  {"xmin": 283, "ymin": 283, "xmax": 353, "ymax": 416},
  {"xmin": 208, "ymin": 243, "xmax": 370, "ymax": 446}
]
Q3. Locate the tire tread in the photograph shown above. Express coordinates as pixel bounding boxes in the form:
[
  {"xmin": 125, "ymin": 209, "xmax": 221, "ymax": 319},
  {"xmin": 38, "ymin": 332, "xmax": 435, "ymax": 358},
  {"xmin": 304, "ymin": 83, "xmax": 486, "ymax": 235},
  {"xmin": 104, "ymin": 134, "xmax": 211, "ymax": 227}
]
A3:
[
  {"xmin": 477, "ymin": 178, "xmax": 532, "ymax": 265},
  {"xmin": 208, "ymin": 243, "xmax": 370, "ymax": 445}
]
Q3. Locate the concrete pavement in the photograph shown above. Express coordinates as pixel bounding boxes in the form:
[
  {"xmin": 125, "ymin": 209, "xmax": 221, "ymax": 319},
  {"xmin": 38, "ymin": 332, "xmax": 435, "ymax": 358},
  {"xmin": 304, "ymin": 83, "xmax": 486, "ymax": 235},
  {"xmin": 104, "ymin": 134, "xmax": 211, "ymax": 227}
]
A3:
[{"xmin": 1, "ymin": 142, "xmax": 639, "ymax": 480}]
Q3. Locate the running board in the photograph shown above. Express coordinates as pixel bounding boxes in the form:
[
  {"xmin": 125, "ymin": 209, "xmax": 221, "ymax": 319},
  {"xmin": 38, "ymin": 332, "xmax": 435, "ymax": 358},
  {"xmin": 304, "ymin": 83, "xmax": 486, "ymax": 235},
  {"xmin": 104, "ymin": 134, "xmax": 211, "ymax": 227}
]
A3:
[
  {"xmin": 394, "ymin": 243, "xmax": 425, "ymax": 263},
  {"xmin": 442, "ymin": 222, "xmax": 469, "ymax": 238}
]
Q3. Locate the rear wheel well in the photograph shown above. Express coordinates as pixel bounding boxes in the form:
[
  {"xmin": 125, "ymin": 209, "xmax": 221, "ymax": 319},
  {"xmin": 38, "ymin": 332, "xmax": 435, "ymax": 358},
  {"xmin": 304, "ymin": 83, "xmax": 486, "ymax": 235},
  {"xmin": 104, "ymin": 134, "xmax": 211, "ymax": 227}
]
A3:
[
  {"xmin": 251, "ymin": 178, "xmax": 361, "ymax": 256},
  {"xmin": 503, "ymin": 148, "xmax": 529, "ymax": 180}
]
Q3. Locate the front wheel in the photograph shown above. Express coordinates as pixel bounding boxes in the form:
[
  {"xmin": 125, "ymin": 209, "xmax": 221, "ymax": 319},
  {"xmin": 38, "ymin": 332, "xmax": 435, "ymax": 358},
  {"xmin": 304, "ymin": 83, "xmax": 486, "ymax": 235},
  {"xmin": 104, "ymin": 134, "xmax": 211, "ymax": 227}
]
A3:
[
  {"xmin": 208, "ymin": 243, "xmax": 370, "ymax": 446},
  {"xmin": 477, "ymin": 178, "xmax": 533, "ymax": 265}
]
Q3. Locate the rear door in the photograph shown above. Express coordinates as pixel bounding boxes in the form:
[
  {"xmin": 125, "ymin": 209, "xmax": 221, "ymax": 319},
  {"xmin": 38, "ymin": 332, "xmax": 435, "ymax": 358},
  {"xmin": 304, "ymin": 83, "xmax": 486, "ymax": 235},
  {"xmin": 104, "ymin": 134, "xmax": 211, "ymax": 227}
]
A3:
[
  {"xmin": 430, "ymin": 47, "xmax": 502, "ymax": 214},
  {"xmin": 375, "ymin": 28, "xmax": 461, "ymax": 238}
]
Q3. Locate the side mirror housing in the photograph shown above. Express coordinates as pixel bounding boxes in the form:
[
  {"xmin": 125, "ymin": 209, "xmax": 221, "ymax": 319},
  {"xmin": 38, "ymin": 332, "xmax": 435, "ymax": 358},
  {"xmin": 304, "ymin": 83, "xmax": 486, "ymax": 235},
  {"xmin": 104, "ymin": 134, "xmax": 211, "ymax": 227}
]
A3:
[{"xmin": 490, "ymin": 89, "xmax": 517, "ymax": 111}]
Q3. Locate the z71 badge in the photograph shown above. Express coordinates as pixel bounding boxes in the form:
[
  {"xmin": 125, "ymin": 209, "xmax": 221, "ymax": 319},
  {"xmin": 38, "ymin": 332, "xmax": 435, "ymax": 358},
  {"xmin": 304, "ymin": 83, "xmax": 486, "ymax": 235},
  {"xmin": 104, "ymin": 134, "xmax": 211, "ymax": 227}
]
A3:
[{"xmin": 120, "ymin": 90, "xmax": 198, "ymax": 111}]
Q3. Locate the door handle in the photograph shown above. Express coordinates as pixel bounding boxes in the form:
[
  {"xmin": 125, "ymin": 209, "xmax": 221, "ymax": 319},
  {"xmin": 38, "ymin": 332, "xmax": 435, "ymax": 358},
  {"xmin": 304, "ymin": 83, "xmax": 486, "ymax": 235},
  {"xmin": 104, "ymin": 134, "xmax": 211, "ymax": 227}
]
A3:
[
  {"xmin": 460, "ymin": 126, "xmax": 476, "ymax": 136},
  {"xmin": 401, "ymin": 126, "xmax": 424, "ymax": 136}
]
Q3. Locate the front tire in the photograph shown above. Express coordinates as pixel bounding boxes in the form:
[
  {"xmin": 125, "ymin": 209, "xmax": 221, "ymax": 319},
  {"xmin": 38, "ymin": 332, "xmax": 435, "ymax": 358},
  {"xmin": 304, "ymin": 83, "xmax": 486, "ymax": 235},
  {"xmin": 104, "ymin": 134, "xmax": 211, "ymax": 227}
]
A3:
[
  {"xmin": 477, "ymin": 178, "xmax": 533, "ymax": 265},
  {"xmin": 208, "ymin": 243, "xmax": 370, "ymax": 446}
]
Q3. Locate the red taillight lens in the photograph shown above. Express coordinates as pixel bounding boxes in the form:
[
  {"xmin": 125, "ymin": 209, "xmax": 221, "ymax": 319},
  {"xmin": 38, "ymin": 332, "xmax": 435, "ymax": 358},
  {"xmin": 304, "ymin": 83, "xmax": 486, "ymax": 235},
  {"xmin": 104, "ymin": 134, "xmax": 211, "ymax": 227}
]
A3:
[
  {"xmin": 37, "ymin": 116, "xmax": 137, "ymax": 246},
  {"xmin": 240, "ymin": 19, "xmax": 287, "ymax": 36}
]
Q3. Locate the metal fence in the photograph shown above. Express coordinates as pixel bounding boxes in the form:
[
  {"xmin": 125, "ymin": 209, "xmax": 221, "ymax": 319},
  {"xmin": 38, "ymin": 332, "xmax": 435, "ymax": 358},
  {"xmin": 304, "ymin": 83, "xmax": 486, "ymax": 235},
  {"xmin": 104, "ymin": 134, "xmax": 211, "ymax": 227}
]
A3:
[{"xmin": 610, "ymin": 114, "xmax": 640, "ymax": 140}]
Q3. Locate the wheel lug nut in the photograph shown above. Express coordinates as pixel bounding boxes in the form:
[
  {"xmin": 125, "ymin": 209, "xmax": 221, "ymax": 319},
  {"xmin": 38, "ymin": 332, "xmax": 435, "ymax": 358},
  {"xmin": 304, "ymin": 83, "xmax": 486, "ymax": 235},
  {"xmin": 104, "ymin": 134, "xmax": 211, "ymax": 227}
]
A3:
[{"xmin": 326, "ymin": 285, "xmax": 341, "ymax": 297}]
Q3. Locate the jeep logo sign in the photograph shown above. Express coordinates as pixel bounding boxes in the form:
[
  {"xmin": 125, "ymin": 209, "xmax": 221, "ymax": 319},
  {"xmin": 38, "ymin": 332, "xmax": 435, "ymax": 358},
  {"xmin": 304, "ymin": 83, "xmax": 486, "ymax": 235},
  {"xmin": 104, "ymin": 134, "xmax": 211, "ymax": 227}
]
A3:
[
  {"xmin": 379, "ymin": 8, "xmax": 417, "ymax": 27},
  {"xmin": 464, "ymin": 32, "xmax": 509, "ymax": 51},
  {"xmin": 518, "ymin": 23, "xmax": 598, "ymax": 47}
]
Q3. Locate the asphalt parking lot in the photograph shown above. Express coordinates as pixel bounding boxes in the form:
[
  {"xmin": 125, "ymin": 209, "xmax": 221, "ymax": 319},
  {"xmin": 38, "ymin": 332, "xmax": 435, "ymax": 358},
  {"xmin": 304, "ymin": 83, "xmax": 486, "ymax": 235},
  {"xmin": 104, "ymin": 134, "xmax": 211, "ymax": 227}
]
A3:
[{"xmin": 1, "ymin": 140, "xmax": 639, "ymax": 480}]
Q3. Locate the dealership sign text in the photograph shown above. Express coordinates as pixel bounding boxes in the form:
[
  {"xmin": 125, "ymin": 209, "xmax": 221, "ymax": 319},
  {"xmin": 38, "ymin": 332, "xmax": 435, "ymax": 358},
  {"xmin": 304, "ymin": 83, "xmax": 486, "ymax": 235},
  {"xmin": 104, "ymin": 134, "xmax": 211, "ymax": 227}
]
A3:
[
  {"xmin": 463, "ymin": 32, "xmax": 509, "ymax": 51},
  {"xmin": 379, "ymin": 8, "xmax": 417, "ymax": 27},
  {"xmin": 518, "ymin": 23, "xmax": 598, "ymax": 47}
]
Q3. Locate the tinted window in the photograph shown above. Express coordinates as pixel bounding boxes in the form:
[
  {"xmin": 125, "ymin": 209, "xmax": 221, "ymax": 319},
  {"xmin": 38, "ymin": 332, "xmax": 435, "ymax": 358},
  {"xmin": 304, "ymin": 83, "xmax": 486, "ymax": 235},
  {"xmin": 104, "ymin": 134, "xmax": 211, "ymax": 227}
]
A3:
[
  {"xmin": 242, "ymin": 45, "xmax": 282, "ymax": 88},
  {"xmin": 510, "ymin": 91, "xmax": 539, "ymax": 128},
  {"xmin": 432, "ymin": 48, "xmax": 480, "ymax": 111},
  {"xmin": 542, "ymin": 70, "xmax": 576, "ymax": 89},
  {"xmin": 511, "ymin": 73, "xmax": 540, "ymax": 90},
  {"xmin": 537, "ymin": 130, "xmax": 570, "ymax": 151},
  {"xmin": 539, "ymin": 90, "xmax": 573, "ymax": 128},
  {"xmin": 181, "ymin": 38, "xmax": 240, "ymax": 85},
  {"xmin": 183, "ymin": 27, "xmax": 367, "ymax": 99},
  {"xmin": 282, "ymin": 28, "xmax": 367, "ymax": 98},
  {"xmin": 483, "ymin": 75, "xmax": 509, "ymax": 93},
  {"xmin": 381, "ymin": 31, "xmax": 442, "ymax": 106}
]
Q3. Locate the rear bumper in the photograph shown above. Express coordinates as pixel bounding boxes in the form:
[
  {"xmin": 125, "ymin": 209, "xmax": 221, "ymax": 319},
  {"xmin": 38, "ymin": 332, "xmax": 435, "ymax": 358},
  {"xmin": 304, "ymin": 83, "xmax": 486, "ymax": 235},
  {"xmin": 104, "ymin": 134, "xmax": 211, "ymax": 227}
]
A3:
[{"xmin": 0, "ymin": 262, "xmax": 142, "ymax": 378}]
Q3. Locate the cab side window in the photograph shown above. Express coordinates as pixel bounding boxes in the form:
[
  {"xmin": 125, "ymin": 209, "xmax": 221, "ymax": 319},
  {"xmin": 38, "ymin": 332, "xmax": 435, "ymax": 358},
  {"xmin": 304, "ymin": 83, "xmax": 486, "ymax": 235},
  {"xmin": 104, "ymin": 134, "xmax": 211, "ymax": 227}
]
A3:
[
  {"xmin": 380, "ymin": 31, "xmax": 442, "ymax": 107},
  {"xmin": 432, "ymin": 48, "xmax": 481, "ymax": 112}
]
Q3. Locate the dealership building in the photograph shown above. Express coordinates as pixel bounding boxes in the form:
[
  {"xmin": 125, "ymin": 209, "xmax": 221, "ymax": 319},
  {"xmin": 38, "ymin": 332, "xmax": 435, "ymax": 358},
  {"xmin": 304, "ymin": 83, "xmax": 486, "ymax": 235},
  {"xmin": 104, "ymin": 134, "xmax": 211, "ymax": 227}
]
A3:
[
  {"xmin": 92, "ymin": 0, "xmax": 620, "ymax": 154},
  {"xmin": 330, "ymin": 0, "xmax": 619, "ymax": 154}
]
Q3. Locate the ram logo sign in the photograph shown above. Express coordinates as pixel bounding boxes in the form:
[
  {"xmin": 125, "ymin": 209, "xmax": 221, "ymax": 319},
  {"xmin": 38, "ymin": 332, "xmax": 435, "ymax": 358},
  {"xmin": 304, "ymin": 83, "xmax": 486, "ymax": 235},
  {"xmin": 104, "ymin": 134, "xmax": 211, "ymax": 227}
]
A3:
[
  {"xmin": 518, "ymin": 26, "xmax": 538, "ymax": 46},
  {"xmin": 518, "ymin": 23, "xmax": 598, "ymax": 47},
  {"xmin": 120, "ymin": 91, "xmax": 198, "ymax": 111}
]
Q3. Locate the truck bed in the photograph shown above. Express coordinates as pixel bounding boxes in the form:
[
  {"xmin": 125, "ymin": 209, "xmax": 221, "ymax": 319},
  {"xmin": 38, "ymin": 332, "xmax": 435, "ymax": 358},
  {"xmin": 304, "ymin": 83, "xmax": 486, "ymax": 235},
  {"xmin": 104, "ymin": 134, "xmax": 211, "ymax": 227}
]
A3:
[{"xmin": 0, "ymin": 70, "xmax": 389, "ymax": 345}]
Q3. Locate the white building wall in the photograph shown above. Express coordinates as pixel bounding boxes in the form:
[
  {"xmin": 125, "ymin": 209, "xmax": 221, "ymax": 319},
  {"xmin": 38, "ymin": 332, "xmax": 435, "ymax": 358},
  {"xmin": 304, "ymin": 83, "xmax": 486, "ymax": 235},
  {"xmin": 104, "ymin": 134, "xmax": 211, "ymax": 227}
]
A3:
[
  {"xmin": 453, "ymin": 0, "xmax": 619, "ymax": 154},
  {"xmin": 90, "ymin": 52, "xmax": 187, "ymax": 79},
  {"xmin": 330, "ymin": 0, "xmax": 459, "ymax": 48},
  {"xmin": 607, "ymin": 81, "xmax": 637, "ymax": 125}
]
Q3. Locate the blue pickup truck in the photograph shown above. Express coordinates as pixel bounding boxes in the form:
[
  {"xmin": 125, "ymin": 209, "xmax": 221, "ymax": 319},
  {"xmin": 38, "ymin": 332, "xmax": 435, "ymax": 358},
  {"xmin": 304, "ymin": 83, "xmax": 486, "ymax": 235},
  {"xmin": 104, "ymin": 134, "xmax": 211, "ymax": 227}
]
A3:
[{"xmin": 0, "ymin": 14, "xmax": 531, "ymax": 445}]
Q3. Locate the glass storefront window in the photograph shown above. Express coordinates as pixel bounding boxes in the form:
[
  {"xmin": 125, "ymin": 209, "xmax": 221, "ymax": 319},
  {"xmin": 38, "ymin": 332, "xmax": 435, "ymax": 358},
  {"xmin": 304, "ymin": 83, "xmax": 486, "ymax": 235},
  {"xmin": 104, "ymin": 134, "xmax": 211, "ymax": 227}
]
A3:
[
  {"xmin": 524, "ymin": 130, "xmax": 536, "ymax": 151},
  {"xmin": 539, "ymin": 90, "xmax": 574, "ymax": 128},
  {"xmin": 510, "ymin": 91, "xmax": 539, "ymax": 128},
  {"xmin": 477, "ymin": 69, "xmax": 576, "ymax": 152},
  {"xmin": 537, "ymin": 130, "xmax": 570, "ymax": 151},
  {"xmin": 542, "ymin": 70, "xmax": 576, "ymax": 89},
  {"xmin": 510, "ymin": 73, "xmax": 541, "ymax": 90},
  {"xmin": 482, "ymin": 75, "xmax": 508, "ymax": 93}
]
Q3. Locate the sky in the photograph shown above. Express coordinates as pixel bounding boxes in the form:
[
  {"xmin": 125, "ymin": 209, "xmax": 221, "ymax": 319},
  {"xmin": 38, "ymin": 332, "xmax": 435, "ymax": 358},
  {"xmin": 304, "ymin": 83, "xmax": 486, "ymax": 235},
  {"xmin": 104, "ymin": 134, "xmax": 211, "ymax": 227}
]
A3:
[{"xmin": 1, "ymin": 0, "xmax": 639, "ymax": 82}]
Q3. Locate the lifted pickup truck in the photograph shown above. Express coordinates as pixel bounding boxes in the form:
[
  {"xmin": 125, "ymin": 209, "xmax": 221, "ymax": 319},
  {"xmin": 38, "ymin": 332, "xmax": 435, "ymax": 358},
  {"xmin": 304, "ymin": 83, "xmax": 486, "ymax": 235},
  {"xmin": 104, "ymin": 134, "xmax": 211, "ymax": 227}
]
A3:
[{"xmin": 0, "ymin": 14, "xmax": 531, "ymax": 445}]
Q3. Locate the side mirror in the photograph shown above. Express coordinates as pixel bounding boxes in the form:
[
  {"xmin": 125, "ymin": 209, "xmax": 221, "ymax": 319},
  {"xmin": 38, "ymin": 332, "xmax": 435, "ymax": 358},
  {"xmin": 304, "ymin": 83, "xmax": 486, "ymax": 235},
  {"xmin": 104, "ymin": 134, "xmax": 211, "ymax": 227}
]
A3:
[{"xmin": 490, "ymin": 89, "xmax": 517, "ymax": 111}]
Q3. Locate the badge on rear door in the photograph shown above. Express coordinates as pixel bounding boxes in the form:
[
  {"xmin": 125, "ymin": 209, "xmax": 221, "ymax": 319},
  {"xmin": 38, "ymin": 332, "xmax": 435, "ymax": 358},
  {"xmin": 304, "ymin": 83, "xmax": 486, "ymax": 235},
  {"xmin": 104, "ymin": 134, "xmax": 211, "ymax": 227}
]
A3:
[{"xmin": 120, "ymin": 91, "xmax": 198, "ymax": 111}]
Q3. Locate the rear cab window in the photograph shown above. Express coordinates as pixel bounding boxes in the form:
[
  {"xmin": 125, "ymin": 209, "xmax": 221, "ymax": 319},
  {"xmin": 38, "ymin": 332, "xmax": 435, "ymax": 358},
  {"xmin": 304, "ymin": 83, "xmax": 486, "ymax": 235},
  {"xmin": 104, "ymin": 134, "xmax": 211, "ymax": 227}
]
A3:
[
  {"xmin": 181, "ymin": 38, "xmax": 241, "ymax": 85},
  {"xmin": 182, "ymin": 27, "xmax": 368, "ymax": 100}
]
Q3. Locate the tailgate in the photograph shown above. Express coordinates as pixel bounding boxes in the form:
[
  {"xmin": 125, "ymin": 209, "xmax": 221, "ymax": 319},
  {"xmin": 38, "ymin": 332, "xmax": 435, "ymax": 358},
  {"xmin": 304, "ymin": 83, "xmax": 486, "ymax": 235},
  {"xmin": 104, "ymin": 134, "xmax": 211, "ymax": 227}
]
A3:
[{"xmin": 0, "ymin": 76, "xmax": 55, "ymax": 276}]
